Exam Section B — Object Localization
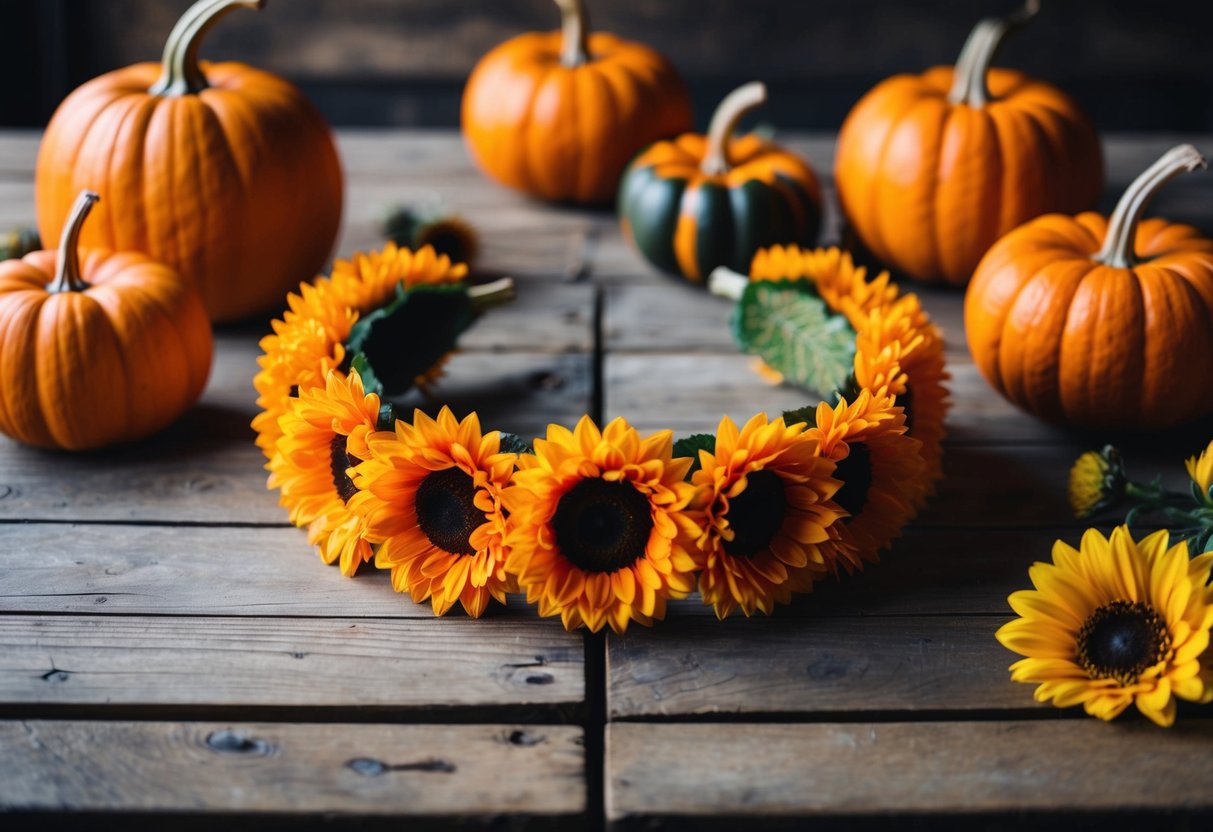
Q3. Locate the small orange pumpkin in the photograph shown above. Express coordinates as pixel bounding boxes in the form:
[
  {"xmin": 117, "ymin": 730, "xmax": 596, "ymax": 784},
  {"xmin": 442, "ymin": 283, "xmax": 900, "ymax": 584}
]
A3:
[
  {"xmin": 35, "ymin": 0, "xmax": 343, "ymax": 322},
  {"xmin": 461, "ymin": 0, "xmax": 692, "ymax": 204},
  {"xmin": 618, "ymin": 82, "xmax": 822, "ymax": 282},
  {"xmin": 0, "ymin": 192, "xmax": 213, "ymax": 450},
  {"xmin": 965, "ymin": 145, "xmax": 1213, "ymax": 429},
  {"xmin": 835, "ymin": 1, "xmax": 1103, "ymax": 286}
]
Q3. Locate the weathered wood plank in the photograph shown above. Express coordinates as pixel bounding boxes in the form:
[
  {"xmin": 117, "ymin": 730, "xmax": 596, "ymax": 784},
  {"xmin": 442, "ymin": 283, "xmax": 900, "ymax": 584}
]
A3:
[
  {"xmin": 0, "ymin": 615, "xmax": 581, "ymax": 711},
  {"xmin": 607, "ymin": 720, "xmax": 1213, "ymax": 822},
  {"xmin": 0, "ymin": 522, "xmax": 1172, "ymax": 621},
  {"xmin": 608, "ymin": 615, "xmax": 1027, "ymax": 718},
  {"xmin": 0, "ymin": 523, "xmax": 526, "ymax": 618},
  {"xmin": 1, "ymin": 720, "xmax": 584, "ymax": 817}
]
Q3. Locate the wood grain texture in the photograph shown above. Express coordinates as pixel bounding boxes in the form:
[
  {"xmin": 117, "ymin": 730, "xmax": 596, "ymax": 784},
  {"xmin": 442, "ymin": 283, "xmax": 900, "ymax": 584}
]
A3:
[
  {"xmin": 0, "ymin": 523, "xmax": 531, "ymax": 618},
  {"xmin": 0, "ymin": 615, "xmax": 581, "ymax": 711},
  {"xmin": 607, "ymin": 720, "xmax": 1213, "ymax": 821},
  {"xmin": 608, "ymin": 615, "xmax": 1027, "ymax": 718},
  {"xmin": 2, "ymin": 720, "xmax": 584, "ymax": 816}
]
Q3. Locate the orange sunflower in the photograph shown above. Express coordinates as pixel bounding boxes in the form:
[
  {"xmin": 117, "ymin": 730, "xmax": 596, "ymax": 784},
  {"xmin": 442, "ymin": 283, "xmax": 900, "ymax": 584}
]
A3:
[
  {"xmin": 253, "ymin": 244, "xmax": 469, "ymax": 458},
  {"xmin": 329, "ymin": 242, "xmax": 468, "ymax": 312},
  {"xmin": 806, "ymin": 389, "xmax": 925, "ymax": 570},
  {"xmin": 268, "ymin": 369, "xmax": 383, "ymax": 576},
  {"xmin": 350, "ymin": 407, "xmax": 517, "ymax": 617},
  {"xmin": 854, "ymin": 294, "xmax": 949, "ymax": 499},
  {"xmin": 253, "ymin": 284, "xmax": 356, "ymax": 458},
  {"xmin": 750, "ymin": 245, "xmax": 898, "ymax": 330},
  {"xmin": 692, "ymin": 413, "xmax": 848, "ymax": 619},
  {"xmin": 501, "ymin": 416, "xmax": 703, "ymax": 633}
]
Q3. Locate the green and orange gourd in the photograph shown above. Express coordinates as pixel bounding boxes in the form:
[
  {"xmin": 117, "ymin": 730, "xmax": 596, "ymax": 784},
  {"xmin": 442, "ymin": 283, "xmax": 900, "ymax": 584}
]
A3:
[
  {"xmin": 618, "ymin": 82, "xmax": 822, "ymax": 283},
  {"xmin": 461, "ymin": 0, "xmax": 692, "ymax": 205},
  {"xmin": 0, "ymin": 191, "xmax": 213, "ymax": 450},
  {"xmin": 965, "ymin": 144, "xmax": 1213, "ymax": 429},
  {"xmin": 834, "ymin": 0, "xmax": 1103, "ymax": 286},
  {"xmin": 35, "ymin": 0, "xmax": 343, "ymax": 323}
]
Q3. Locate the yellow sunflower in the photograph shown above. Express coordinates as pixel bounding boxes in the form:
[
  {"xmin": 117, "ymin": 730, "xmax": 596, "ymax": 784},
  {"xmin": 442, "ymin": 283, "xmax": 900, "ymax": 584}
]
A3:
[
  {"xmin": 1187, "ymin": 439, "xmax": 1213, "ymax": 507},
  {"xmin": 501, "ymin": 416, "xmax": 703, "ymax": 633},
  {"xmin": 692, "ymin": 413, "xmax": 848, "ymax": 619},
  {"xmin": 350, "ymin": 407, "xmax": 516, "ymax": 617},
  {"xmin": 996, "ymin": 526, "xmax": 1213, "ymax": 727},
  {"xmin": 806, "ymin": 389, "xmax": 925, "ymax": 569},
  {"xmin": 268, "ymin": 369, "xmax": 383, "ymax": 576},
  {"xmin": 1068, "ymin": 446, "xmax": 1127, "ymax": 519}
]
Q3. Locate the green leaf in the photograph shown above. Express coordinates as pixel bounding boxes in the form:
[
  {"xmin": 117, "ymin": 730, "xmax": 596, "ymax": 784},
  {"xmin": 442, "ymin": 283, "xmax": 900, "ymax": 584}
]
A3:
[
  {"xmin": 733, "ymin": 280, "xmax": 856, "ymax": 397},
  {"xmin": 498, "ymin": 432, "xmax": 534, "ymax": 456},
  {"xmin": 781, "ymin": 405, "xmax": 818, "ymax": 426},
  {"xmin": 344, "ymin": 284, "xmax": 475, "ymax": 397},
  {"xmin": 673, "ymin": 433, "xmax": 716, "ymax": 479},
  {"xmin": 377, "ymin": 402, "xmax": 396, "ymax": 431}
]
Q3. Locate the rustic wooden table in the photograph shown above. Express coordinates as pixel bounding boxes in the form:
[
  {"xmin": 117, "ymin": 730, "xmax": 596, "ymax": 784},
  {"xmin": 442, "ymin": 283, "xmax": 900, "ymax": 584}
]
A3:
[{"xmin": 2, "ymin": 130, "xmax": 1213, "ymax": 830}]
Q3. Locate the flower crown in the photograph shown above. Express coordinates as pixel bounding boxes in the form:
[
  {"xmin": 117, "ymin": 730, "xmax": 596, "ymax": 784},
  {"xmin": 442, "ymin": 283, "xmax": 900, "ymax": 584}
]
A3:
[{"xmin": 254, "ymin": 243, "xmax": 949, "ymax": 632}]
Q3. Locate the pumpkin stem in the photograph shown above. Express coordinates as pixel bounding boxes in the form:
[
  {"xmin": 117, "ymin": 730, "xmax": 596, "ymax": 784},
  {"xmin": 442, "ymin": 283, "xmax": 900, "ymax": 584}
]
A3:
[
  {"xmin": 1094, "ymin": 144, "xmax": 1207, "ymax": 269},
  {"xmin": 708, "ymin": 266, "xmax": 751, "ymax": 301},
  {"xmin": 49, "ymin": 191, "xmax": 100, "ymax": 294},
  {"xmin": 701, "ymin": 82, "xmax": 768, "ymax": 176},
  {"xmin": 947, "ymin": 0, "xmax": 1040, "ymax": 107},
  {"xmin": 554, "ymin": 0, "xmax": 591, "ymax": 67},
  {"xmin": 149, "ymin": 0, "xmax": 265, "ymax": 97},
  {"xmin": 468, "ymin": 277, "xmax": 516, "ymax": 310}
]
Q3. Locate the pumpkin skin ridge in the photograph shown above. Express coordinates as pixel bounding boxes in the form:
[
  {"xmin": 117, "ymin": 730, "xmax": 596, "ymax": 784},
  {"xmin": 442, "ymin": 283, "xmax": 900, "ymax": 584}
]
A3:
[
  {"xmin": 839, "ymin": 78, "xmax": 938, "ymax": 273},
  {"xmin": 37, "ymin": 60, "xmax": 343, "ymax": 323}
]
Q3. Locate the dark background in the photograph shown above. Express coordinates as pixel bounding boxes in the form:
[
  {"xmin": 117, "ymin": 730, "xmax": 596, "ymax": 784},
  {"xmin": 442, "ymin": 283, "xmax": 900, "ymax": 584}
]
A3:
[{"xmin": 4, "ymin": 0, "xmax": 1212, "ymax": 132}]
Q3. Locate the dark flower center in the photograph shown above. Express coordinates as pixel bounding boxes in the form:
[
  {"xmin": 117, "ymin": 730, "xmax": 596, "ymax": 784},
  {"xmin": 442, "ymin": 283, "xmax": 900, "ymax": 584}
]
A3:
[
  {"xmin": 415, "ymin": 467, "xmax": 482, "ymax": 556},
  {"xmin": 329, "ymin": 435, "xmax": 362, "ymax": 503},
  {"xmin": 722, "ymin": 470, "xmax": 788, "ymax": 557},
  {"xmin": 900, "ymin": 384, "xmax": 914, "ymax": 434},
  {"xmin": 421, "ymin": 225, "xmax": 472, "ymax": 263},
  {"xmin": 1077, "ymin": 600, "xmax": 1171, "ymax": 686},
  {"xmin": 833, "ymin": 442, "xmax": 872, "ymax": 522},
  {"xmin": 552, "ymin": 478, "xmax": 653, "ymax": 574}
]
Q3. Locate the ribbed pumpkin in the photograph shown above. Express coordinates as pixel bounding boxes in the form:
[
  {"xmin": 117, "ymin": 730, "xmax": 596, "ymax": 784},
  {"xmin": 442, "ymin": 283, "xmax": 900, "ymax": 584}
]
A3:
[
  {"xmin": 835, "ymin": 1, "xmax": 1102, "ymax": 286},
  {"xmin": 35, "ymin": 0, "xmax": 343, "ymax": 323},
  {"xmin": 618, "ymin": 82, "xmax": 822, "ymax": 283},
  {"xmin": 965, "ymin": 145, "xmax": 1213, "ymax": 429},
  {"xmin": 0, "ymin": 192, "xmax": 213, "ymax": 450},
  {"xmin": 461, "ymin": 0, "xmax": 692, "ymax": 204}
]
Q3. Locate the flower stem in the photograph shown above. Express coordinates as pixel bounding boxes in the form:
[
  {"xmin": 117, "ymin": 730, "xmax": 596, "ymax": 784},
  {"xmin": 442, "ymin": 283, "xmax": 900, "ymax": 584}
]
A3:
[
  {"xmin": 149, "ymin": 0, "xmax": 264, "ymax": 97},
  {"xmin": 947, "ymin": 0, "xmax": 1040, "ymax": 107},
  {"xmin": 708, "ymin": 266, "xmax": 750, "ymax": 301},
  {"xmin": 1094, "ymin": 144, "xmax": 1207, "ymax": 268},
  {"xmin": 469, "ymin": 277, "xmax": 515, "ymax": 311},
  {"xmin": 48, "ymin": 190, "xmax": 100, "ymax": 294},
  {"xmin": 701, "ymin": 82, "xmax": 767, "ymax": 176}
]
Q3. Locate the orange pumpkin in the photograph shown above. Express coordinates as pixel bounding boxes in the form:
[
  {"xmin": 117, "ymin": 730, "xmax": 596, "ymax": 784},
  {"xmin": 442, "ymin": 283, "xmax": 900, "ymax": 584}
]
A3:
[
  {"xmin": 835, "ymin": 1, "xmax": 1102, "ymax": 286},
  {"xmin": 461, "ymin": 0, "xmax": 692, "ymax": 204},
  {"xmin": 0, "ymin": 192, "xmax": 213, "ymax": 450},
  {"xmin": 35, "ymin": 0, "xmax": 343, "ymax": 323},
  {"xmin": 965, "ymin": 145, "xmax": 1213, "ymax": 429}
]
